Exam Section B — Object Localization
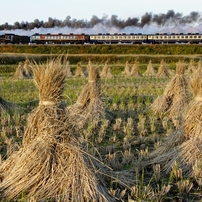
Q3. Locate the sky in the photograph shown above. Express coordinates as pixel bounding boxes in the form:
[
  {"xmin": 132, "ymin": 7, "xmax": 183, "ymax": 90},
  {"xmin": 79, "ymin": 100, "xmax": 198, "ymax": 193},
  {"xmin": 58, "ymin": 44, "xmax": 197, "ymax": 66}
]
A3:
[{"xmin": 1, "ymin": 0, "xmax": 202, "ymax": 25}]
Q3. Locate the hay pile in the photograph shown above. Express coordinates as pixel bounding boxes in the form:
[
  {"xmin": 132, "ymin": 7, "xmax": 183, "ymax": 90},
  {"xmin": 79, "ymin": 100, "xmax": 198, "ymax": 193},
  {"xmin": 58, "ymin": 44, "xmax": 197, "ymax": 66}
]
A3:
[
  {"xmin": 156, "ymin": 59, "xmax": 170, "ymax": 77},
  {"xmin": 151, "ymin": 60, "xmax": 189, "ymax": 119},
  {"xmin": 74, "ymin": 62, "xmax": 86, "ymax": 77},
  {"xmin": 143, "ymin": 72, "xmax": 202, "ymax": 177},
  {"xmin": 0, "ymin": 57, "xmax": 113, "ymax": 201},
  {"xmin": 67, "ymin": 62, "xmax": 105, "ymax": 128},
  {"xmin": 122, "ymin": 61, "xmax": 131, "ymax": 76},
  {"xmin": 100, "ymin": 60, "xmax": 113, "ymax": 78},
  {"xmin": 187, "ymin": 58, "xmax": 196, "ymax": 74},
  {"xmin": 63, "ymin": 59, "xmax": 72, "ymax": 77},
  {"xmin": 143, "ymin": 60, "xmax": 156, "ymax": 76},
  {"xmin": 130, "ymin": 61, "xmax": 142, "ymax": 77},
  {"xmin": 13, "ymin": 60, "xmax": 32, "ymax": 79}
]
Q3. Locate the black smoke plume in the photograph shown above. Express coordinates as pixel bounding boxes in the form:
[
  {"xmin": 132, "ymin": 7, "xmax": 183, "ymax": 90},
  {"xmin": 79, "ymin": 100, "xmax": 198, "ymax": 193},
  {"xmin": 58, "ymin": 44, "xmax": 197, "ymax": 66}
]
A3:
[{"xmin": 0, "ymin": 10, "xmax": 201, "ymax": 31}]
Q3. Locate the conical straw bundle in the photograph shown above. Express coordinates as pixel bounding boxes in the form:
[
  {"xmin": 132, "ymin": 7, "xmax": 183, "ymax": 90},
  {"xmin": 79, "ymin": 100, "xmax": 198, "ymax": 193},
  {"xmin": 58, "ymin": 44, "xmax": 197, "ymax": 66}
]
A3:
[
  {"xmin": 122, "ymin": 61, "xmax": 131, "ymax": 76},
  {"xmin": 67, "ymin": 63, "xmax": 105, "ymax": 128},
  {"xmin": 0, "ymin": 56, "xmax": 113, "ymax": 201},
  {"xmin": 100, "ymin": 60, "xmax": 113, "ymax": 78},
  {"xmin": 143, "ymin": 73, "xmax": 202, "ymax": 177},
  {"xmin": 143, "ymin": 60, "xmax": 156, "ymax": 76},
  {"xmin": 151, "ymin": 60, "xmax": 189, "ymax": 118},
  {"xmin": 63, "ymin": 60, "xmax": 72, "ymax": 77},
  {"xmin": 156, "ymin": 59, "xmax": 170, "ymax": 77},
  {"xmin": 130, "ymin": 61, "xmax": 142, "ymax": 77},
  {"xmin": 74, "ymin": 62, "xmax": 86, "ymax": 77}
]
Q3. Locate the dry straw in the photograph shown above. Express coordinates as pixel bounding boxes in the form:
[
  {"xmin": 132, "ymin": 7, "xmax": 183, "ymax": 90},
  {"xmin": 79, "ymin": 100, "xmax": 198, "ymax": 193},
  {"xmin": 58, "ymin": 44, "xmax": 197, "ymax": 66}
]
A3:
[
  {"xmin": 156, "ymin": 59, "xmax": 170, "ymax": 77},
  {"xmin": 143, "ymin": 60, "xmax": 156, "ymax": 76},
  {"xmin": 0, "ymin": 56, "xmax": 114, "ymax": 201},
  {"xmin": 100, "ymin": 60, "xmax": 113, "ymax": 78},
  {"xmin": 143, "ymin": 71, "xmax": 202, "ymax": 177},
  {"xmin": 63, "ymin": 57, "xmax": 72, "ymax": 77},
  {"xmin": 74, "ymin": 62, "xmax": 86, "ymax": 77},
  {"xmin": 151, "ymin": 60, "xmax": 189, "ymax": 119},
  {"xmin": 13, "ymin": 60, "xmax": 32, "ymax": 79},
  {"xmin": 130, "ymin": 60, "xmax": 142, "ymax": 77},
  {"xmin": 67, "ymin": 62, "xmax": 105, "ymax": 128},
  {"xmin": 122, "ymin": 61, "xmax": 131, "ymax": 76}
]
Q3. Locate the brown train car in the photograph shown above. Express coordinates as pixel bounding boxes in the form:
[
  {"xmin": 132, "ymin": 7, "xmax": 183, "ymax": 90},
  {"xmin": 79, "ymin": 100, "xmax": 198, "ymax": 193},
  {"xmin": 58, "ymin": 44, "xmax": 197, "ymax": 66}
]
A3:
[{"xmin": 31, "ymin": 33, "xmax": 88, "ymax": 44}]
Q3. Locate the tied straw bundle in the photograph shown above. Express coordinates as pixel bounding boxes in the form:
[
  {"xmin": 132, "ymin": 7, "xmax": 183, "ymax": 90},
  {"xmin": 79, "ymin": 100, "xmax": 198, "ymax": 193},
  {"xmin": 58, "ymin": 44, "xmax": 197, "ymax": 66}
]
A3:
[
  {"xmin": 100, "ymin": 60, "xmax": 113, "ymax": 78},
  {"xmin": 143, "ymin": 71, "xmax": 202, "ymax": 177},
  {"xmin": 143, "ymin": 60, "xmax": 156, "ymax": 77},
  {"xmin": 0, "ymin": 56, "xmax": 114, "ymax": 201},
  {"xmin": 151, "ymin": 60, "xmax": 189, "ymax": 119},
  {"xmin": 67, "ymin": 62, "xmax": 105, "ymax": 128}
]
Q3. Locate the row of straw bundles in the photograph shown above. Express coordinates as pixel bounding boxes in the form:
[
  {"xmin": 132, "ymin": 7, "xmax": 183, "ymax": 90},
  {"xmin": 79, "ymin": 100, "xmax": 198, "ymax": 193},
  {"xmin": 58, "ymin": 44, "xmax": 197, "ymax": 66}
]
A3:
[
  {"xmin": 0, "ymin": 57, "xmax": 114, "ymax": 201},
  {"xmin": 151, "ymin": 61, "xmax": 189, "ymax": 119},
  {"xmin": 143, "ymin": 70, "xmax": 202, "ymax": 177}
]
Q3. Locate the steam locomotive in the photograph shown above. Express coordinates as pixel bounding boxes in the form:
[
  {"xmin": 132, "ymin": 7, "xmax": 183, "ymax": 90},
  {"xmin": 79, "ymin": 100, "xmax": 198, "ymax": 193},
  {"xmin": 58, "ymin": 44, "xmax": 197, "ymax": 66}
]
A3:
[{"xmin": 0, "ymin": 32, "xmax": 202, "ymax": 44}]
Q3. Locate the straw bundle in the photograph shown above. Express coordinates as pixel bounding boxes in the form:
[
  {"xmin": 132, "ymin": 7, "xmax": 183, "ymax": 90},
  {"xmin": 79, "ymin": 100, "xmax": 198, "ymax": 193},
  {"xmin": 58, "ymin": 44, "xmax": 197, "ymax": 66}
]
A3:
[
  {"xmin": 23, "ymin": 59, "xmax": 32, "ymax": 78},
  {"xmin": 67, "ymin": 63, "xmax": 105, "ymax": 128},
  {"xmin": 156, "ymin": 59, "xmax": 170, "ymax": 77},
  {"xmin": 74, "ymin": 62, "xmax": 86, "ymax": 77},
  {"xmin": 151, "ymin": 60, "xmax": 189, "ymax": 118},
  {"xmin": 13, "ymin": 60, "xmax": 32, "ymax": 79},
  {"xmin": 0, "ymin": 57, "xmax": 113, "ymax": 201},
  {"xmin": 143, "ymin": 72, "xmax": 202, "ymax": 177},
  {"xmin": 187, "ymin": 58, "xmax": 196, "ymax": 74},
  {"xmin": 122, "ymin": 61, "xmax": 131, "ymax": 76},
  {"xmin": 100, "ymin": 60, "xmax": 113, "ymax": 78},
  {"xmin": 130, "ymin": 61, "xmax": 142, "ymax": 77},
  {"xmin": 143, "ymin": 60, "xmax": 156, "ymax": 76},
  {"xmin": 63, "ymin": 59, "xmax": 72, "ymax": 77}
]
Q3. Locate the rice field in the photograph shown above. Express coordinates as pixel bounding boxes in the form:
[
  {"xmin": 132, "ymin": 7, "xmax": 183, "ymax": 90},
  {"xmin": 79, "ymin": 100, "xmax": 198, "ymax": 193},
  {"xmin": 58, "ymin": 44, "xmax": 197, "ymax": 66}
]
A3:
[{"xmin": 0, "ymin": 57, "xmax": 202, "ymax": 201}]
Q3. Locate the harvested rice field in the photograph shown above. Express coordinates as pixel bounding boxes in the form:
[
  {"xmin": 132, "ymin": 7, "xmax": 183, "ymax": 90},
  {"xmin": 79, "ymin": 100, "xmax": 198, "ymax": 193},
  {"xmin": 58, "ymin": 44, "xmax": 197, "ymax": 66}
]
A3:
[{"xmin": 0, "ymin": 56, "xmax": 202, "ymax": 201}]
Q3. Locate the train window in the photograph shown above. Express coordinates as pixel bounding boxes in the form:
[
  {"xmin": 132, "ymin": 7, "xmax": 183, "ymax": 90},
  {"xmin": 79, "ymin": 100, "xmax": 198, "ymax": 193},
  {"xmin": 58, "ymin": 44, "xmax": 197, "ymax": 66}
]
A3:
[
  {"xmin": 199, "ymin": 36, "xmax": 201, "ymax": 38},
  {"xmin": 164, "ymin": 36, "xmax": 167, "ymax": 39},
  {"xmin": 172, "ymin": 36, "xmax": 175, "ymax": 38},
  {"xmin": 194, "ymin": 36, "xmax": 197, "ymax": 38},
  {"xmin": 190, "ymin": 36, "xmax": 192, "ymax": 38}
]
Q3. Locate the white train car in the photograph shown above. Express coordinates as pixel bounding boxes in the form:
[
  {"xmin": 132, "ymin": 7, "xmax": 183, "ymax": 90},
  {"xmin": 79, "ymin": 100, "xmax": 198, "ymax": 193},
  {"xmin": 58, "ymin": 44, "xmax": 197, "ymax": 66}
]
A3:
[
  {"xmin": 89, "ymin": 33, "xmax": 147, "ymax": 44},
  {"xmin": 147, "ymin": 33, "xmax": 202, "ymax": 44}
]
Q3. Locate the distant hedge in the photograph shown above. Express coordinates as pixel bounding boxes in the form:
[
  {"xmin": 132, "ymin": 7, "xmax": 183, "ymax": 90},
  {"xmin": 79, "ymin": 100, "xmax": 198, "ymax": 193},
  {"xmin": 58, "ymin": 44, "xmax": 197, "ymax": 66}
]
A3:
[
  {"xmin": 0, "ymin": 44, "xmax": 202, "ymax": 64},
  {"xmin": 0, "ymin": 44, "xmax": 202, "ymax": 55}
]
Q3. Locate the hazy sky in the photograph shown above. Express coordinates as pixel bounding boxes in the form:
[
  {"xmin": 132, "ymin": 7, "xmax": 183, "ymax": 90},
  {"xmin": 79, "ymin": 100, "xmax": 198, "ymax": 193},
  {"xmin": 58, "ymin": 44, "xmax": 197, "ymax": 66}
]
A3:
[{"xmin": 1, "ymin": 0, "xmax": 202, "ymax": 24}]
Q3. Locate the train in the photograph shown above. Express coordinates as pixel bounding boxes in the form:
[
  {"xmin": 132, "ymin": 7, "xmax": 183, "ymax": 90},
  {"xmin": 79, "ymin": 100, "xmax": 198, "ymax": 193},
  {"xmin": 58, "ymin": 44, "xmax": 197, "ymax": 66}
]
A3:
[{"xmin": 0, "ymin": 32, "xmax": 202, "ymax": 44}]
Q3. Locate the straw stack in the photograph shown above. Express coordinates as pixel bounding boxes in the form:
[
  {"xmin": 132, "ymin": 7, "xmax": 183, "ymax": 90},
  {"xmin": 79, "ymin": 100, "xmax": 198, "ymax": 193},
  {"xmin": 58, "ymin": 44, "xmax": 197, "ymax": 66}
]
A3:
[
  {"xmin": 156, "ymin": 59, "xmax": 170, "ymax": 77},
  {"xmin": 13, "ymin": 60, "xmax": 32, "ymax": 79},
  {"xmin": 74, "ymin": 62, "xmax": 86, "ymax": 77},
  {"xmin": 67, "ymin": 62, "xmax": 105, "ymax": 128},
  {"xmin": 151, "ymin": 60, "xmax": 189, "ymax": 119},
  {"xmin": 100, "ymin": 60, "xmax": 113, "ymax": 78},
  {"xmin": 122, "ymin": 61, "xmax": 131, "ymax": 76},
  {"xmin": 143, "ymin": 72, "xmax": 202, "ymax": 177},
  {"xmin": 130, "ymin": 60, "xmax": 142, "ymax": 77},
  {"xmin": 0, "ymin": 57, "xmax": 113, "ymax": 201},
  {"xmin": 143, "ymin": 60, "xmax": 156, "ymax": 76}
]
